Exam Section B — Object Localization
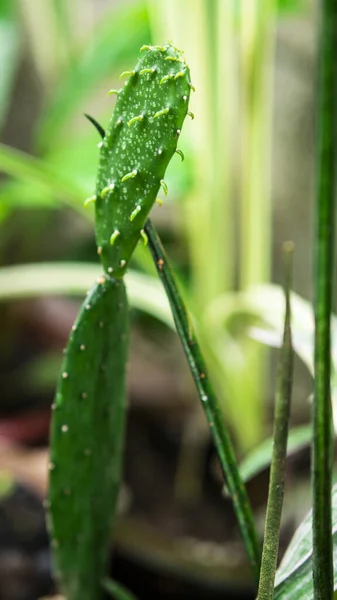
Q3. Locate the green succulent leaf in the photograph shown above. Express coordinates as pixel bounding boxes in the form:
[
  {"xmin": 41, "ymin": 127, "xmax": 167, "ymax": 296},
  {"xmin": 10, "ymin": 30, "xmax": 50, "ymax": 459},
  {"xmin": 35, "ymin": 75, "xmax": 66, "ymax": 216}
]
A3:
[{"xmin": 48, "ymin": 277, "xmax": 129, "ymax": 600}]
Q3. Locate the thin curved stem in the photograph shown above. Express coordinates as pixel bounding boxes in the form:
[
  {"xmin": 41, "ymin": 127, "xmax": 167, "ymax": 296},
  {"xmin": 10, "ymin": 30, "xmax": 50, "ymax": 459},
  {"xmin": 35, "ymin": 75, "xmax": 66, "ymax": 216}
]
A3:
[{"xmin": 144, "ymin": 219, "xmax": 261, "ymax": 583}]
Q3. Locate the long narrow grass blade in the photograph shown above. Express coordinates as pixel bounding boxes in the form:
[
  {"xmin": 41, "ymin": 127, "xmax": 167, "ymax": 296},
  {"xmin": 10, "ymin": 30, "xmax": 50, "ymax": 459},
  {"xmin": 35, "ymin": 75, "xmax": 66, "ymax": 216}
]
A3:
[
  {"xmin": 0, "ymin": 142, "xmax": 87, "ymax": 210},
  {"xmin": 312, "ymin": 0, "xmax": 337, "ymax": 597},
  {"xmin": 102, "ymin": 578, "xmax": 138, "ymax": 600},
  {"xmin": 257, "ymin": 242, "xmax": 294, "ymax": 600},
  {"xmin": 144, "ymin": 219, "xmax": 261, "ymax": 583}
]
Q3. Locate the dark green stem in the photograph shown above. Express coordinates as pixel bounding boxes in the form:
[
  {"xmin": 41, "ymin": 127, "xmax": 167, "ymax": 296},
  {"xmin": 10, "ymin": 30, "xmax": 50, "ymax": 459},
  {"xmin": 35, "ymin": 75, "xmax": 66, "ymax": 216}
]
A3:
[
  {"xmin": 144, "ymin": 219, "xmax": 261, "ymax": 583},
  {"xmin": 312, "ymin": 1, "xmax": 337, "ymax": 598},
  {"xmin": 257, "ymin": 243, "xmax": 294, "ymax": 600}
]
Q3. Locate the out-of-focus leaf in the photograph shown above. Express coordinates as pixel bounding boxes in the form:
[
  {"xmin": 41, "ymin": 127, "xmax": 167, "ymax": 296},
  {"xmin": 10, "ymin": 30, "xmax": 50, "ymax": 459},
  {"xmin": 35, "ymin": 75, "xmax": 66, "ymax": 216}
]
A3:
[
  {"xmin": 45, "ymin": 127, "xmax": 100, "ymax": 193},
  {"xmin": 238, "ymin": 424, "xmax": 312, "ymax": 483},
  {"xmin": 277, "ymin": 0, "xmax": 308, "ymax": 13},
  {"xmin": 0, "ymin": 0, "xmax": 20, "ymax": 129},
  {"xmin": 0, "ymin": 179, "xmax": 57, "ymax": 210},
  {"xmin": 245, "ymin": 284, "xmax": 315, "ymax": 373},
  {"xmin": 243, "ymin": 284, "xmax": 337, "ymax": 432},
  {"xmin": 0, "ymin": 262, "xmax": 173, "ymax": 328},
  {"xmin": 0, "ymin": 470, "xmax": 14, "ymax": 499},
  {"xmin": 0, "ymin": 142, "xmax": 87, "ymax": 212},
  {"xmin": 37, "ymin": 1, "xmax": 151, "ymax": 150},
  {"xmin": 274, "ymin": 483, "xmax": 337, "ymax": 598},
  {"xmin": 103, "ymin": 578, "xmax": 138, "ymax": 600}
]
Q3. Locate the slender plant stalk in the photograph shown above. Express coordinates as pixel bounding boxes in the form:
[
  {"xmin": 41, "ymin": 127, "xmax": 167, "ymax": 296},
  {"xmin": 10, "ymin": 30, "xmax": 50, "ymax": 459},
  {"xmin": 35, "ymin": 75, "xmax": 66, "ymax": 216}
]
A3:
[
  {"xmin": 257, "ymin": 242, "xmax": 294, "ymax": 600},
  {"xmin": 312, "ymin": 0, "xmax": 337, "ymax": 597},
  {"xmin": 144, "ymin": 219, "xmax": 261, "ymax": 583}
]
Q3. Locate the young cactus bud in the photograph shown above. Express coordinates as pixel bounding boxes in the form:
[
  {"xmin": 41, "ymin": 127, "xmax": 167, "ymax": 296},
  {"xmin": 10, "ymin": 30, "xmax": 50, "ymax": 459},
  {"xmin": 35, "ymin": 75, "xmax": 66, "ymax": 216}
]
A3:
[{"xmin": 95, "ymin": 43, "xmax": 192, "ymax": 277}]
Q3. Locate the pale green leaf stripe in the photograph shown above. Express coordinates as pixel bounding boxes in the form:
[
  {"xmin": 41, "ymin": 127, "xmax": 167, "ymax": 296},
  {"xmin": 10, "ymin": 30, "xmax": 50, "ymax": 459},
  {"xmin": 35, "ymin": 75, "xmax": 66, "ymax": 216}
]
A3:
[
  {"xmin": 0, "ymin": 262, "xmax": 173, "ymax": 328},
  {"xmin": 274, "ymin": 483, "xmax": 337, "ymax": 598}
]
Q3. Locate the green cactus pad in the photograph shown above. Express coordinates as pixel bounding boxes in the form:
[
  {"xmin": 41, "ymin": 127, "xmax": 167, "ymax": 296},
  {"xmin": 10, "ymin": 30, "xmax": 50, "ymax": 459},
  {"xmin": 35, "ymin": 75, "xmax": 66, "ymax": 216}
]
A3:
[
  {"xmin": 48, "ymin": 275, "xmax": 128, "ymax": 600},
  {"xmin": 95, "ymin": 43, "xmax": 192, "ymax": 277}
]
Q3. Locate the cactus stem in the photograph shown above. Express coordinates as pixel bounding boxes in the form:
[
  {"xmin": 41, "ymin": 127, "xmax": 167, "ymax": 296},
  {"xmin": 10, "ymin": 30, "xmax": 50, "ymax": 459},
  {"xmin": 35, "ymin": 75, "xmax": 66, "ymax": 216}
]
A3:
[
  {"xmin": 101, "ymin": 183, "xmax": 115, "ymax": 198},
  {"xmin": 140, "ymin": 229, "xmax": 148, "ymax": 245},
  {"xmin": 119, "ymin": 70, "xmax": 135, "ymax": 79},
  {"xmin": 84, "ymin": 195, "xmax": 97, "ymax": 208},
  {"xmin": 129, "ymin": 205, "xmax": 141, "ymax": 221},
  {"xmin": 153, "ymin": 107, "xmax": 169, "ymax": 119},
  {"xmin": 187, "ymin": 111, "xmax": 195, "ymax": 120},
  {"xmin": 107, "ymin": 89, "xmax": 120, "ymax": 96},
  {"xmin": 175, "ymin": 148, "xmax": 184, "ymax": 161},
  {"xmin": 110, "ymin": 230, "xmax": 120, "ymax": 246},
  {"xmin": 128, "ymin": 114, "xmax": 144, "ymax": 127},
  {"xmin": 160, "ymin": 180, "xmax": 168, "ymax": 195},
  {"xmin": 121, "ymin": 169, "xmax": 138, "ymax": 182}
]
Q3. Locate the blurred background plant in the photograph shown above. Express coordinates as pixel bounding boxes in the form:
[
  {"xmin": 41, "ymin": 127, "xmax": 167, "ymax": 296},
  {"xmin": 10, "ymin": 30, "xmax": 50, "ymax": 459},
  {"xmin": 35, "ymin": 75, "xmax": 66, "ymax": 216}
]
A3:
[{"xmin": 0, "ymin": 0, "xmax": 322, "ymax": 599}]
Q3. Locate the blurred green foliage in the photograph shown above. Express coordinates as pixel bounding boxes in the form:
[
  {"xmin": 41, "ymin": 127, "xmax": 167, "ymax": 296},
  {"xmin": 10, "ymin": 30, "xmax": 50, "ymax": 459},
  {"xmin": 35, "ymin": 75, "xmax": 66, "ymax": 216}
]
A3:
[{"xmin": 0, "ymin": 0, "xmax": 311, "ymax": 453}]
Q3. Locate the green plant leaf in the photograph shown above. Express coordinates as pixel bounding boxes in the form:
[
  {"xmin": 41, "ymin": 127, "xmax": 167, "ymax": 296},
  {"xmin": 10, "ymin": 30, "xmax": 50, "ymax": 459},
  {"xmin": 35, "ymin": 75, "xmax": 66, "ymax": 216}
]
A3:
[
  {"xmin": 277, "ymin": 0, "xmax": 308, "ymax": 13},
  {"xmin": 238, "ymin": 424, "xmax": 312, "ymax": 483},
  {"xmin": 37, "ymin": 1, "xmax": 150, "ymax": 151},
  {"xmin": 0, "ymin": 0, "xmax": 20, "ymax": 130},
  {"xmin": 0, "ymin": 262, "xmax": 173, "ymax": 328},
  {"xmin": 243, "ymin": 284, "xmax": 315, "ymax": 374},
  {"xmin": 274, "ymin": 483, "xmax": 337, "ymax": 598},
  {"xmin": 102, "ymin": 578, "xmax": 138, "ymax": 600},
  {"xmin": 0, "ymin": 142, "xmax": 87, "ymax": 211}
]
